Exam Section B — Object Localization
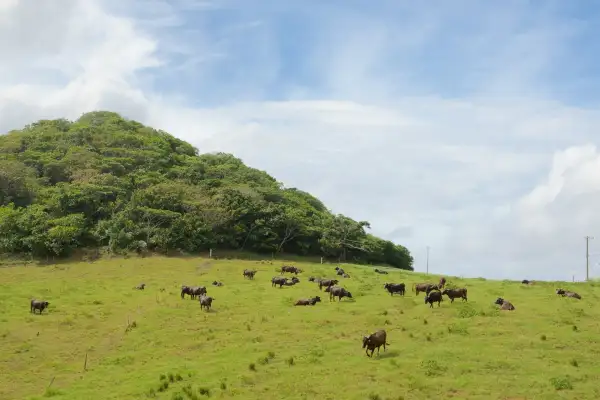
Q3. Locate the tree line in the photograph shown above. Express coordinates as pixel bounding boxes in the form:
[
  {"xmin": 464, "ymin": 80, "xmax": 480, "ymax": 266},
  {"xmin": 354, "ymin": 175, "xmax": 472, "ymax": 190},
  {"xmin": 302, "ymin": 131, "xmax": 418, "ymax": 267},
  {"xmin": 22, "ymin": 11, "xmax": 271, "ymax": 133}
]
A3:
[{"xmin": 0, "ymin": 111, "xmax": 413, "ymax": 270}]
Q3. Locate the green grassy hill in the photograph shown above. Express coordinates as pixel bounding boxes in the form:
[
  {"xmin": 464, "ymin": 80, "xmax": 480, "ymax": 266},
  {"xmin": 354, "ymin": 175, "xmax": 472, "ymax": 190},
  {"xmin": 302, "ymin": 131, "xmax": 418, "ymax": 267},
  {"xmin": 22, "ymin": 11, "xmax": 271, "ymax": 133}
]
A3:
[{"xmin": 1, "ymin": 257, "xmax": 597, "ymax": 400}]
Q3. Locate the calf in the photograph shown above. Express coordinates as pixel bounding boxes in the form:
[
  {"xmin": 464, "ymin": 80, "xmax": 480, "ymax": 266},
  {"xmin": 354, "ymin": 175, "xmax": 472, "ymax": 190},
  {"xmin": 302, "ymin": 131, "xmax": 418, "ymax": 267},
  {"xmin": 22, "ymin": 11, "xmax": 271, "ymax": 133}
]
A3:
[
  {"xmin": 374, "ymin": 268, "xmax": 388, "ymax": 275},
  {"xmin": 294, "ymin": 296, "xmax": 321, "ymax": 306},
  {"xmin": 362, "ymin": 329, "xmax": 389, "ymax": 357},
  {"xmin": 342, "ymin": 273, "xmax": 350, "ymax": 278},
  {"xmin": 280, "ymin": 265, "xmax": 302, "ymax": 274},
  {"xmin": 212, "ymin": 281, "xmax": 223, "ymax": 286},
  {"xmin": 384, "ymin": 283, "xmax": 405, "ymax": 296},
  {"xmin": 199, "ymin": 295, "xmax": 214, "ymax": 311},
  {"xmin": 336, "ymin": 268, "xmax": 345, "ymax": 276},
  {"xmin": 134, "ymin": 283, "xmax": 145, "ymax": 290},
  {"xmin": 424, "ymin": 290, "xmax": 443, "ymax": 308},
  {"xmin": 494, "ymin": 297, "xmax": 515, "ymax": 310},
  {"xmin": 441, "ymin": 288, "xmax": 467, "ymax": 303},
  {"xmin": 412, "ymin": 282, "xmax": 438, "ymax": 296},
  {"xmin": 243, "ymin": 269, "xmax": 257, "ymax": 279},
  {"xmin": 30, "ymin": 299, "xmax": 50, "ymax": 314},
  {"xmin": 329, "ymin": 286, "xmax": 353, "ymax": 301},
  {"xmin": 556, "ymin": 288, "xmax": 581, "ymax": 300}
]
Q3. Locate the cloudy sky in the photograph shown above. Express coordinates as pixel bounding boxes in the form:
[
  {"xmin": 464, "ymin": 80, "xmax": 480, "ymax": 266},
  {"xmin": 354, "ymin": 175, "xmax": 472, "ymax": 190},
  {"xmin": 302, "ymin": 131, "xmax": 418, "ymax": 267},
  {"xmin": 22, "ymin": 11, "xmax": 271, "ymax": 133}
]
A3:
[{"xmin": 2, "ymin": 0, "xmax": 600, "ymax": 280}]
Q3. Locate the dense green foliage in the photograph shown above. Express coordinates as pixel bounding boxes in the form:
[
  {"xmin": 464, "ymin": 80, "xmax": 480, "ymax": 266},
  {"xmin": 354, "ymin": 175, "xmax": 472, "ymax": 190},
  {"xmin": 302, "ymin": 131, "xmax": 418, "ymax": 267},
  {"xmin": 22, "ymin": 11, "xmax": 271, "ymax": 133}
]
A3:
[{"xmin": 0, "ymin": 111, "xmax": 412, "ymax": 269}]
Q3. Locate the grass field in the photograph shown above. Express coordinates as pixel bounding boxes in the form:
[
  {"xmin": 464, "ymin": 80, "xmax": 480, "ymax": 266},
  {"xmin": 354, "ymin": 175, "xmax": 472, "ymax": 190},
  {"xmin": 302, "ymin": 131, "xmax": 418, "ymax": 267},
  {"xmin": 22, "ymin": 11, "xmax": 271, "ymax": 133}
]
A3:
[{"xmin": 1, "ymin": 257, "xmax": 600, "ymax": 400}]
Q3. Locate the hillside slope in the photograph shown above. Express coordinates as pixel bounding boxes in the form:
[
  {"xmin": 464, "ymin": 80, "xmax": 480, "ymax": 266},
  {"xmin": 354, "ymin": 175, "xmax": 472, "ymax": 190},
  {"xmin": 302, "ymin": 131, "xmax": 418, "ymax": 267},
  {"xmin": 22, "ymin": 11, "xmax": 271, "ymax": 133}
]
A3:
[
  {"xmin": 0, "ymin": 111, "xmax": 412, "ymax": 269},
  {"xmin": 0, "ymin": 257, "xmax": 598, "ymax": 399}
]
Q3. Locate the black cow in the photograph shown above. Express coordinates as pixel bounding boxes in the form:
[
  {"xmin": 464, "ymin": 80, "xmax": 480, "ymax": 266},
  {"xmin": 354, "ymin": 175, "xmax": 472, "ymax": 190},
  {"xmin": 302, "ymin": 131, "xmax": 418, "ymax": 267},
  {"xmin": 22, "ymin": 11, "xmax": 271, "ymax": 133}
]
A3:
[
  {"xmin": 30, "ymin": 299, "xmax": 50, "ymax": 314},
  {"xmin": 280, "ymin": 265, "xmax": 302, "ymax": 274},
  {"xmin": 384, "ymin": 283, "xmax": 405, "ymax": 296},
  {"xmin": 424, "ymin": 290, "xmax": 443, "ymax": 308}
]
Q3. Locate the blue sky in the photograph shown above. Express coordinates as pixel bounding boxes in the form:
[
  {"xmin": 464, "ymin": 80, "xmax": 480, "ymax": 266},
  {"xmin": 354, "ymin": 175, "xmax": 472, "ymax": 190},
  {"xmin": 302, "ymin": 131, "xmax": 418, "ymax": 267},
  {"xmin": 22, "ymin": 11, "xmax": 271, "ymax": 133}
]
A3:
[{"xmin": 2, "ymin": 0, "xmax": 600, "ymax": 280}]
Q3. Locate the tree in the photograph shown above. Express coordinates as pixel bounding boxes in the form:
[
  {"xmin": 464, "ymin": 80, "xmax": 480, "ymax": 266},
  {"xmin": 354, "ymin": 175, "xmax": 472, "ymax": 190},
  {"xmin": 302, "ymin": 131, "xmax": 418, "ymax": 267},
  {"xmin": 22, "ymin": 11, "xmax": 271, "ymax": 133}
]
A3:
[{"xmin": 0, "ymin": 111, "xmax": 413, "ymax": 270}]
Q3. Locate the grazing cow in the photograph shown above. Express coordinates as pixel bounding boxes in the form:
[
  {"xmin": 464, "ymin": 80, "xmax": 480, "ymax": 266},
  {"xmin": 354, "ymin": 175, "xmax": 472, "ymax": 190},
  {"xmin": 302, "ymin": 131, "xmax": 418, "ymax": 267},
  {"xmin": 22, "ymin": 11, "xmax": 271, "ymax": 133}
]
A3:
[
  {"xmin": 384, "ymin": 283, "xmax": 405, "ymax": 296},
  {"xmin": 243, "ymin": 269, "xmax": 257, "ymax": 279},
  {"xmin": 556, "ymin": 288, "xmax": 582, "ymax": 300},
  {"xmin": 181, "ymin": 285, "xmax": 207, "ymax": 299},
  {"xmin": 438, "ymin": 277, "xmax": 446, "ymax": 289},
  {"xmin": 342, "ymin": 273, "xmax": 350, "ymax": 278},
  {"xmin": 212, "ymin": 281, "xmax": 223, "ymax": 286},
  {"xmin": 412, "ymin": 283, "xmax": 438, "ymax": 296},
  {"xmin": 318, "ymin": 279, "xmax": 339, "ymax": 290},
  {"xmin": 441, "ymin": 288, "xmax": 467, "ymax": 303},
  {"xmin": 521, "ymin": 279, "xmax": 531, "ymax": 285},
  {"xmin": 336, "ymin": 268, "xmax": 345, "ymax": 276},
  {"xmin": 424, "ymin": 290, "xmax": 443, "ymax": 308},
  {"xmin": 362, "ymin": 329, "xmax": 389, "ymax": 357},
  {"xmin": 294, "ymin": 296, "xmax": 321, "ymax": 306},
  {"xmin": 494, "ymin": 297, "xmax": 515, "ymax": 310},
  {"xmin": 329, "ymin": 286, "xmax": 353, "ymax": 301},
  {"xmin": 30, "ymin": 299, "xmax": 50, "ymax": 314},
  {"xmin": 374, "ymin": 268, "xmax": 388, "ymax": 275},
  {"xmin": 199, "ymin": 295, "xmax": 214, "ymax": 311},
  {"xmin": 308, "ymin": 276, "xmax": 318, "ymax": 282},
  {"xmin": 134, "ymin": 283, "xmax": 145, "ymax": 290},
  {"xmin": 280, "ymin": 265, "xmax": 302, "ymax": 274}
]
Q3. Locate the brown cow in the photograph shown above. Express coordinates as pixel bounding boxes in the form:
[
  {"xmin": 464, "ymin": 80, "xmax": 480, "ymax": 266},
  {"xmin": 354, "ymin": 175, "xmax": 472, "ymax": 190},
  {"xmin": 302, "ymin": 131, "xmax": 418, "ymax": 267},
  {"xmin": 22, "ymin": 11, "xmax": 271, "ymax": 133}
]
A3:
[
  {"xmin": 412, "ymin": 282, "xmax": 438, "ymax": 295},
  {"xmin": 438, "ymin": 277, "xmax": 446, "ymax": 289},
  {"xmin": 556, "ymin": 289, "xmax": 581, "ymax": 300},
  {"xmin": 294, "ymin": 296, "xmax": 321, "ymax": 306},
  {"xmin": 441, "ymin": 288, "xmax": 467, "ymax": 303},
  {"xmin": 362, "ymin": 329, "xmax": 389, "ymax": 357},
  {"xmin": 329, "ymin": 286, "xmax": 352, "ymax": 301},
  {"xmin": 318, "ymin": 279, "xmax": 338, "ymax": 290},
  {"xmin": 494, "ymin": 297, "xmax": 515, "ymax": 310}
]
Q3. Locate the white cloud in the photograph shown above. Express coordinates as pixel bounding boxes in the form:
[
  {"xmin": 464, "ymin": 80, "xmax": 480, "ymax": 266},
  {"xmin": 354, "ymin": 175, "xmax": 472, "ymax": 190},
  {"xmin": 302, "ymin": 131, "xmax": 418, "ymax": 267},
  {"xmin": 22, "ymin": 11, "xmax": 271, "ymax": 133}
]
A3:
[{"xmin": 1, "ymin": 0, "xmax": 600, "ymax": 281}]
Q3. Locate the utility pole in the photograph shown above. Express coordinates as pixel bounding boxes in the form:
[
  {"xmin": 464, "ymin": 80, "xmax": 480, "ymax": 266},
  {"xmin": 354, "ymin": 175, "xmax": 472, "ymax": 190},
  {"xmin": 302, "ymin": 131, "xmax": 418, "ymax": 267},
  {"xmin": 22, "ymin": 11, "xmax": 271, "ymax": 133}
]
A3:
[
  {"xmin": 585, "ymin": 236, "xmax": 594, "ymax": 281},
  {"xmin": 426, "ymin": 246, "xmax": 430, "ymax": 275}
]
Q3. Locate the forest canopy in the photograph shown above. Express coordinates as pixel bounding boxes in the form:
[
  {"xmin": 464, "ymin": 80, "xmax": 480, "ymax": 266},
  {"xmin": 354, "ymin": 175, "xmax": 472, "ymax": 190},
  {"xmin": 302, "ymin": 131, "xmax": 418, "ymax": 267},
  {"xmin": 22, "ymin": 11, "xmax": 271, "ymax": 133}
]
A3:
[{"xmin": 0, "ymin": 111, "xmax": 413, "ymax": 270}]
